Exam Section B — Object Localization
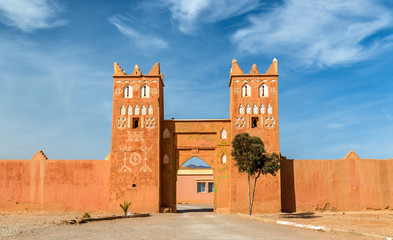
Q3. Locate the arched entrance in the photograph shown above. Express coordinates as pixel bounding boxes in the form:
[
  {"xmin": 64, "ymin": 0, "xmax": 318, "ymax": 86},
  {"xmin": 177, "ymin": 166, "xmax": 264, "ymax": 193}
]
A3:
[
  {"xmin": 176, "ymin": 157, "xmax": 214, "ymax": 212},
  {"xmin": 160, "ymin": 119, "xmax": 232, "ymax": 213}
]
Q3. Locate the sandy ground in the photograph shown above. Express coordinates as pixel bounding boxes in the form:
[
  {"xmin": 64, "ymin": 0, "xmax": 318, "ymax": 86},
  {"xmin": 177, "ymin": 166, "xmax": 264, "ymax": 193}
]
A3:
[{"xmin": 255, "ymin": 210, "xmax": 393, "ymax": 238}]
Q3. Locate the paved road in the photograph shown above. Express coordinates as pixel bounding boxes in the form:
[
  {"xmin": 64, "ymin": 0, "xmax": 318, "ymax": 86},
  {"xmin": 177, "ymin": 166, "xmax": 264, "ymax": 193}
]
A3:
[{"xmin": 3, "ymin": 205, "xmax": 366, "ymax": 240}]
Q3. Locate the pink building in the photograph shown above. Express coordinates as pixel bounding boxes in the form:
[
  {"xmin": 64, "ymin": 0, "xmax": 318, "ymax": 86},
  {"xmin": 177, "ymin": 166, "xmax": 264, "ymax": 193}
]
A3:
[{"xmin": 176, "ymin": 168, "xmax": 214, "ymax": 204}]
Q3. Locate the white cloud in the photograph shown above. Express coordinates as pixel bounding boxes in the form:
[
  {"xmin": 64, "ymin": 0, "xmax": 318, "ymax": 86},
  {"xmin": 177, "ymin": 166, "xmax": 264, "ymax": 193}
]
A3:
[
  {"xmin": 0, "ymin": 0, "xmax": 67, "ymax": 32},
  {"xmin": 168, "ymin": 0, "xmax": 259, "ymax": 34},
  {"xmin": 232, "ymin": 0, "xmax": 393, "ymax": 66},
  {"xmin": 108, "ymin": 15, "xmax": 168, "ymax": 49}
]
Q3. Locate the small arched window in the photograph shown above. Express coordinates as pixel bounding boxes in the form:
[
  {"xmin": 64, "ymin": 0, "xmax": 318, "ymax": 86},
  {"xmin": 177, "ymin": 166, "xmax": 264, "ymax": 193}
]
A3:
[
  {"xmin": 163, "ymin": 154, "xmax": 169, "ymax": 164},
  {"xmin": 141, "ymin": 105, "xmax": 146, "ymax": 115},
  {"xmin": 124, "ymin": 85, "xmax": 133, "ymax": 98},
  {"xmin": 259, "ymin": 84, "xmax": 268, "ymax": 97},
  {"xmin": 148, "ymin": 105, "xmax": 153, "ymax": 115},
  {"xmin": 134, "ymin": 105, "xmax": 139, "ymax": 115},
  {"xmin": 253, "ymin": 104, "xmax": 258, "ymax": 114},
  {"xmin": 127, "ymin": 105, "xmax": 132, "ymax": 115},
  {"xmin": 220, "ymin": 129, "xmax": 227, "ymax": 139},
  {"xmin": 221, "ymin": 154, "xmax": 227, "ymax": 164},
  {"xmin": 239, "ymin": 104, "xmax": 244, "ymax": 114},
  {"xmin": 260, "ymin": 104, "xmax": 265, "ymax": 114},
  {"xmin": 246, "ymin": 104, "xmax": 251, "ymax": 114},
  {"xmin": 120, "ymin": 105, "xmax": 126, "ymax": 115},
  {"xmin": 141, "ymin": 84, "xmax": 150, "ymax": 98},
  {"xmin": 163, "ymin": 128, "xmax": 170, "ymax": 139},
  {"xmin": 241, "ymin": 84, "xmax": 251, "ymax": 97},
  {"xmin": 267, "ymin": 104, "xmax": 272, "ymax": 114}
]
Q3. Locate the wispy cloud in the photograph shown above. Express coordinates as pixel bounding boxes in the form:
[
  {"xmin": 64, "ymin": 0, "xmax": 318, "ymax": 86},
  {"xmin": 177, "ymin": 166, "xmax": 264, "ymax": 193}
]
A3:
[
  {"xmin": 232, "ymin": 0, "xmax": 393, "ymax": 67},
  {"xmin": 167, "ymin": 0, "xmax": 259, "ymax": 34},
  {"xmin": 0, "ymin": 0, "xmax": 67, "ymax": 32},
  {"xmin": 108, "ymin": 15, "xmax": 168, "ymax": 49}
]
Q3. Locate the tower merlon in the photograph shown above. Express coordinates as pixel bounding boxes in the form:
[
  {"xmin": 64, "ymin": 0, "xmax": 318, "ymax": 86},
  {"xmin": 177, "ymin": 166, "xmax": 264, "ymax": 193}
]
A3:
[
  {"xmin": 229, "ymin": 58, "xmax": 279, "ymax": 86},
  {"xmin": 114, "ymin": 62, "xmax": 126, "ymax": 76}
]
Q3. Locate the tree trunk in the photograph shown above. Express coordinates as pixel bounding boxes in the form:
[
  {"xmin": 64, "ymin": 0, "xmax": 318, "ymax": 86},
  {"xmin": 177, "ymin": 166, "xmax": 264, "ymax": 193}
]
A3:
[{"xmin": 248, "ymin": 174, "xmax": 251, "ymax": 215}]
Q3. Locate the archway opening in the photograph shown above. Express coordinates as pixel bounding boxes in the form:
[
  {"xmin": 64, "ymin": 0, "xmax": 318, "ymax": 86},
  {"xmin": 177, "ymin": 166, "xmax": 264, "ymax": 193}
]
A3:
[{"xmin": 176, "ymin": 157, "xmax": 214, "ymax": 213}]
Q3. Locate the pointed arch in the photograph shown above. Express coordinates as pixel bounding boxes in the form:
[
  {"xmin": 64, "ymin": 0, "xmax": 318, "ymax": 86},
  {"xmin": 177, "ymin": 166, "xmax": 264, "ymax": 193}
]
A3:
[
  {"xmin": 253, "ymin": 104, "xmax": 258, "ymax": 114},
  {"xmin": 141, "ymin": 105, "xmax": 146, "ymax": 115},
  {"xmin": 127, "ymin": 105, "xmax": 132, "ymax": 115},
  {"xmin": 163, "ymin": 128, "xmax": 170, "ymax": 139},
  {"xmin": 246, "ymin": 104, "xmax": 251, "ymax": 114},
  {"xmin": 267, "ymin": 104, "xmax": 272, "ymax": 114},
  {"xmin": 134, "ymin": 105, "xmax": 139, "ymax": 115},
  {"xmin": 241, "ymin": 83, "xmax": 251, "ymax": 97},
  {"xmin": 221, "ymin": 153, "xmax": 227, "ymax": 164},
  {"xmin": 260, "ymin": 104, "xmax": 265, "ymax": 114},
  {"xmin": 259, "ymin": 84, "xmax": 268, "ymax": 97},
  {"xmin": 148, "ymin": 105, "xmax": 153, "ymax": 115},
  {"xmin": 124, "ymin": 85, "xmax": 133, "ymax": 98},
  {"xmin": 140, "ymin": 84, "xmax": 150, "ymax": 98},
  {"xmin": 120, "ymin": 105, "xmax": 126, "ymax": 115},
  {"xmin": 239, "ymin": 104, "xmax": 244, "ymax": 114},
  {"xmin": 163, "ymin": 154, "xmax": 169, "ymax": 164},
  {"xmin": 220, "ymin": 129, "xmax": 227, "ymax": 139}
]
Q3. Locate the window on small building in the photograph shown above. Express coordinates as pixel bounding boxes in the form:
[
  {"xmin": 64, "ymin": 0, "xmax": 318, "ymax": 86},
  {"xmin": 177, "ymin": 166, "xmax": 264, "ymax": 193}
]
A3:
[
  {"xmin": 127, "ymin": 105, "xmax": 132, "ymax": 115},
  {"xmin": 133, "ymin": 118, "xmax": 139, "ymax": 129},
  {"xmin": 259, "ymin": 84, "xmax": 268, "ymax": 97},
  {"xmin": 252, "ymin": 117, "xmax": 258, "ymax": 128},
  {"xmin": 120, "ymin": 105, "xmax": 126, "ymax": 115},
  {"xmin": 197, "ymin": 182, "xmax": 206, "ymax": 193},
  {"xmin": 241, "ymin": 84, "xmax": 251, "ymax": 97},
  {"xmin": 220, "ymin": 129, "xmax": 227, "ymax": 139},
  {"xmin": 208, "ymin": 182, "xmax": 214, "ymax": 193}
]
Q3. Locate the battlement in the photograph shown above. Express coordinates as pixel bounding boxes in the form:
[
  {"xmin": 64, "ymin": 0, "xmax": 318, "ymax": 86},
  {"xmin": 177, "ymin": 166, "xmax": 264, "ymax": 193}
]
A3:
[
  {"xmin": 113, "ymin": 62, "xmax": 163, "ymax": 78},
  {"xmin": 229, "ymin": 58, "xmax": 278, "ymax": 86}
]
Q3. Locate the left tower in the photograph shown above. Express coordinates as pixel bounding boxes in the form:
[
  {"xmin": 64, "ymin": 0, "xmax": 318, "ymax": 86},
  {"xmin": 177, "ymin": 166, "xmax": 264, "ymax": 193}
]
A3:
[{"xmin": 109, "ymin": 62, "xmax": 164, "ymax": 212}]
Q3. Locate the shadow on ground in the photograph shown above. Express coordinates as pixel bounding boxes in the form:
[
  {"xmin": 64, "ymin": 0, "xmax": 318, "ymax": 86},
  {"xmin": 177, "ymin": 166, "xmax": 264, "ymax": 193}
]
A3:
[
  {"xmin": 279, "ymin": 212, "xmax": 321, "ymax": 219},
  {"xmin": 176, "ymin": 204, "xmax": 214, "ymax": 213}
]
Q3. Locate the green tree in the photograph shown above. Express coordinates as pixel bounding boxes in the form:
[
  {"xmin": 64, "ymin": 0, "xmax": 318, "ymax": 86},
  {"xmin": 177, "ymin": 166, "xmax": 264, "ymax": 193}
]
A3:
[{"xmin": 231, "ymin": 133, "xmax": 280, "ymax": 215}]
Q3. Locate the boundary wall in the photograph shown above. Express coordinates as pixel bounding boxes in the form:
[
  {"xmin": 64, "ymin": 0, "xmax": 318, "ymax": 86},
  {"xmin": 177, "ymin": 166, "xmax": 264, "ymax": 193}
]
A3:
[
  {"xmin": 281, "ymin": 151, "xmax": 393, "ymax": 212},
  {"xmin": 0, "ymin": 151, "xmax": 109, "ymax": 212}
]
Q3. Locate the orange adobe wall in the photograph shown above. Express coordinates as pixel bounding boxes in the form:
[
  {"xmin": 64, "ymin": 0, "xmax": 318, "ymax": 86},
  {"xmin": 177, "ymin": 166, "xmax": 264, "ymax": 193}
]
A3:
[
  {"xmin": 281, "ymin": 151, "xmax": 393, "ymax": 212},
  {"xmin": 0, "ymin": 151, "xmax": 109, "ymax": 212}
]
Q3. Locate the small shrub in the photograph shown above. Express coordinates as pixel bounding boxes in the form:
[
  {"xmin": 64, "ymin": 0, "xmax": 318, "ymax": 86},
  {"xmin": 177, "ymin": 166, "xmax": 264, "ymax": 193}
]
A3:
[
  {"xmin": 120, "ymin": 201, "xmax": 131, "ymax": 216},
  {"xmin": 82, "ymin": 212, "xmax": 91, "ymax": 219}
]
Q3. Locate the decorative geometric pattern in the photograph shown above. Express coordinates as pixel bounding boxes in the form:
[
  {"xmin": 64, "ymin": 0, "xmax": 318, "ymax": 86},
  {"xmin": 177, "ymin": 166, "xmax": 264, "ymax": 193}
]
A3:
[
  {"xmin": 253, "ymin": 104, "xmax": 258, "ymax": 114},
  {"xmin": 260, "ymin": 104, "xmax": 265, "ymax": 114},
  {"xmin": 163, "ymin": 128, "xmax": 170, "ymax": 138},
  {"xmin": 148, "ymin": 105, "xmax": 153, "ymax": 115},
  {"xmin": 239, "ymin": 105, "xmax": 244, "ymax": 114},
  {"xmin": 127, "ymin": 106, "xmax": 132, "ymax": 115},
  {"xmin": 151, "ymin": 88, "xmax": 158, "ymax": 96},
  {"xmin": 134, "ymin": 105, "xmax": 139, "ymax": 115},
  {"xmin": 221, "ymin": 154, "xmax": 227, "ymax": 164},
  {"xmin": 270, "ymin": 87, "xmax": 277, "ymax": 94},
  {"xmin": 145, "ymin": 117, "xmax": 156, "ymax": 128},
  {"xmin": 246, "ymin": 104, "xmax": 251, "ymax": 114},
  {"xmin": 264, "ymin": 117, "xmax": 275, "ymax": 128},
  {"xmin": 117, "ymin": 117, "xmax": 127, "ymax": 129},
  {"xmin": 236, "ymin": 117, "xmax": 245, "ymax": 128},
  {"xmin": 127, "ymin": 131, "xmax": 144, "ymax": 142},
  {"xmin": 141, "ymin": 105, "xmax": 146, "ymax": 115},
  {"xmin": 140, "ymin": 146, "xmax": 152, "ymax": 172},
  {"xmin": 234, "ymin": 87, "xmax": 240, "ymax": 95},
  {"xmin": 163, "ymin": 154, "xmax": 169, "ymax": 164},
  {"xmin": 120, "ymin": 105, "xmax": 126, "ymax": 115},
  {"xmin": 115, "ymin": 88, "xmax": 122, "ymax": 96},
  {"xmin": 267, "ymin": 104, "xmax": 273, "ymax": 114},
  {"xmin": 221, "ymin": 129, "xmax": 227, "ymax": 139}
]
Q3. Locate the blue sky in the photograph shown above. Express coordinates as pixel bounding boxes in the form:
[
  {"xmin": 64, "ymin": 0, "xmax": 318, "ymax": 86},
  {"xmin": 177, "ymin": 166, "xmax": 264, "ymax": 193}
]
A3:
[{"xmin": 0, "ymin": 0, "xmax": 393, "ymax": 160}]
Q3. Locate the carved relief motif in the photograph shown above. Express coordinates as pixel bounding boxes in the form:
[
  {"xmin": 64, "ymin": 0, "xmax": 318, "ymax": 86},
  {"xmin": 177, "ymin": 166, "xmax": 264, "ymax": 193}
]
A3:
[
  {"xmin": 127, "ymin": 106, "xmax": 132, "ymax": 115},
  {"xmin": 270, "ymin": 87, "xmax": 277, "ymax": 94},
  {"xmin": 134, "ymin": 105, "xmax": 139, "ymax": 115},
  {"xmin": 145, "ymin": 117, "xmax": 156, "ymax": 128},
  {"xmin": 246, "ymin": 104, "xmax": 251, "ymax": 114},
  {"xmin": 267, "ymin": 104, "xmax": 272, "ymax": 114},
  {"xmin": 220, "ymin": 129, "xmax": 227, "ymax": 139},
  {"xmin": 260, "ymin": 104, "xmax": 265, "ymax": 114},
  {"xmin": 239, "ymin": 105, "xmax": 244, "ymax": 114},
  {"xmin": 234, "ymin": 87, "xmax": 240, "ymax": 95},
  {"xmin": 141, "ymin": 105, "xmax": 146, "ymax": 115},
  {"xmin": 163, "ymin": 154, "xmax": 169, "ymax": 164},
  {"xmin": 148, "ymin": 105, "xmax": 153, "ymax": 115},
  {"xmin": 115, "ymin": 88, "xmax": 122, "ymax": 96},
  {"xmin": 120, "ymin": 105, "xmax": 126, "ymax": 115},
  {"xmin": 264, "ymin": 117, "xmax": 275, "ymax": 128},
  {"xmin": 221, "ymin": 154, "xmax": 227, "ymax": 163},
  {"xmin": 151, "ymin": 88, "xmax": 158, "ymax": 96},
  {"xmin": 140, "ymin": 146, "xmax": 152, "ymax": 172},
  {"xmin": 117, "ymin": 117, "xmax": 127, "ymax": 129},
  {"xmin": 253, "ymin": 104, "xmax": 258, "ymax": 114},
  {"xmin": 127, "ymin": 131, "xmax": 144, "ymax": 142},
  {"xmin": 236, "ymin": 117, "xmax": 245, "ymax": 128}
]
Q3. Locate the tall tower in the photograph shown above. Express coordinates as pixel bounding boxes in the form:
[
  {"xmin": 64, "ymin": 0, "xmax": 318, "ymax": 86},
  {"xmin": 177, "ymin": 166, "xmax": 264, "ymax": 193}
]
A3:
[
  {"xmin": 109, "ymin": 63, "xmax": 164, "ymax": 212},
  {"xmin": 228, "ymin": 59, "xmax": 281, "ymax": 213}
]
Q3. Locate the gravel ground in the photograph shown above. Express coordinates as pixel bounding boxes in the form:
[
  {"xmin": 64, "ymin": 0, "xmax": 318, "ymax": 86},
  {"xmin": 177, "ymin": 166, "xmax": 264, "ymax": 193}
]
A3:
[{"xmin": 255, "ymin": 210, "xmax": 393, "ymax": 238}]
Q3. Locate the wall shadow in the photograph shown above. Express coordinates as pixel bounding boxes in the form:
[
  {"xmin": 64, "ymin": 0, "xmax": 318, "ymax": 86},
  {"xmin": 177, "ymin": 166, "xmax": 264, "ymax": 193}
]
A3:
[
  {"xmin": 176, "ymin": 204, "xmax": 213, "ymax": 213},
  {"xmin": 280, "ymin": 156, "xmax": 296, "ymax": 212},
  {"xmin": 279, "ymin": 212, "xmax": 321, "ymax": 219}
]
